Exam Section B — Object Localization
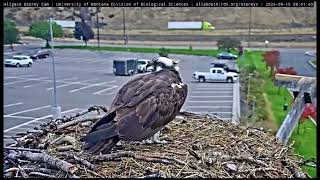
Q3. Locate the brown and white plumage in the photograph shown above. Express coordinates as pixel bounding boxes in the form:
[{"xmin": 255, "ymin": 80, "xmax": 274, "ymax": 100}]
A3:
[{"xmin": 81, "ymin": 58, "xmax": 188, "ymax": 154}]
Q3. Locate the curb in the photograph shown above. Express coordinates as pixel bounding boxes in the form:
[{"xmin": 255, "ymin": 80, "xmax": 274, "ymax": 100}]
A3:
[{"xmin": 232, "ymin": 64, "xmax": 240, "ymax": 125}]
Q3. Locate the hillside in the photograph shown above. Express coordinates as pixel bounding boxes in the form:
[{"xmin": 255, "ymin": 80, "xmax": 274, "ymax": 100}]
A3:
[{"xmin": 4, "ymin": 7, "xmax": 317, "ymax": 30}]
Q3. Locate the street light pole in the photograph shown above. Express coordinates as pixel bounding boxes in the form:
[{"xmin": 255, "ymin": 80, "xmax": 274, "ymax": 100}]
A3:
[
  {"xmin": 49, "ymin": 18, "xmax": 61, "ymax": 120},
  {"xmin": 123, "ymin": 8, "xmax": 127, "ymax": 45},
  {"xmin": 96, "ymin": 7, "xmax": 100, "ymax": 47}
]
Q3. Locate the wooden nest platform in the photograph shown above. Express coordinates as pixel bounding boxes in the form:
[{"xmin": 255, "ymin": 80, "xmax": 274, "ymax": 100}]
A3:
[{"xmin": 4, "ymin": 106, "xmax": 308, "ymax": 178}]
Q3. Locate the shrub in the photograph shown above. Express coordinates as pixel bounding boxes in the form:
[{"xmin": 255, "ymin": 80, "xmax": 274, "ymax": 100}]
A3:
[
  {"xmin": 159, "ymin": 47, "xmax": 169, "ymax": 57},
  {"xmin": 216, "ymin": 37, "xmax": 241, "ymax": 51},
  {"xmin": 276, "ymin": 67, "xmax": 297, "ymax": 75}
]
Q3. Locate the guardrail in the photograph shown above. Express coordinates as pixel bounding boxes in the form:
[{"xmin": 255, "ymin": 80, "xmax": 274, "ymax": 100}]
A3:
[{"xmin": 276, "ymin": 81, "xmax": 316, "ymax": 144}]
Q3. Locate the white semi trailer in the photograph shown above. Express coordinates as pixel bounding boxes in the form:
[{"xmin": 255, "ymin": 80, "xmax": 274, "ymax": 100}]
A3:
[{"xmin": 168, "ymin": 21, "xmax": 214, "ymax": 30}]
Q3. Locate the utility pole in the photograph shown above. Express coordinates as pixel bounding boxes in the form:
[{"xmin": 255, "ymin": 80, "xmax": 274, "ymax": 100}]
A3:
[
  {"xmin": 248, "ymin": 7, "xmax": 252, "ymax": 48},
  {"xmin": 49, "ymin": 17, "xmax": 61, "ymax": 120},
  {"xmin": 123, "ymin": 8, "xmax": 127, "ymax": 45},
  {"xmin": 96, "ymin": 7, "xmax": 100, "ymax": 47}
]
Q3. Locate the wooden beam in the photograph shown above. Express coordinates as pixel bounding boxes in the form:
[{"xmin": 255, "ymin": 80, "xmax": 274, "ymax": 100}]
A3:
[{"xmin": 275, "ymin": 73, "xmax": 316, "ymax": 82}]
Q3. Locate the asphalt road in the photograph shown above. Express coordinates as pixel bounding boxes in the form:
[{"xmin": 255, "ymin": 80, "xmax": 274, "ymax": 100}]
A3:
[
  {"xmin": 278, "ymin": 48, "xmax": 316, "ymax": 77},
  {"xmin": 97, "ymin": 34, "xmax": 316, "ymax": 42},
  {"xmin": 3, "ymin": 47, "xmax": 238, "ymax": 145},
  {"xmin": 5, "ymin": 42, "xmax": 316, "ymax": 77}
]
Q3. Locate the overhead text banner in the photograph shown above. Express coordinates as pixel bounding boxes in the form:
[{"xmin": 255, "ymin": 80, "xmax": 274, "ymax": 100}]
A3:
[{"xmin": 3, "ymin": 0, "xmax": 316, "ymax": 7}]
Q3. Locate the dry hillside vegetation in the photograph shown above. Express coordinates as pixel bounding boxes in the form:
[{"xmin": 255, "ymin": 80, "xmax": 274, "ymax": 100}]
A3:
[{"xmin": 4, "ymin": 7, "xmax": 316, "ymax": 30}]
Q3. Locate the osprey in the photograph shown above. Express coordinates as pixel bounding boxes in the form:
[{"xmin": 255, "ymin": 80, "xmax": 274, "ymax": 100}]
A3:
[{"xmin": 82, "ymin": 57, "xmax": 188, "ymax": 154}]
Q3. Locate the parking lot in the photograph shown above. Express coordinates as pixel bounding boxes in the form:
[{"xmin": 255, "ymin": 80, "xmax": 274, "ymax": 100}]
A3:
[{"xmin": 4, "ymin": 48, "xmax": 238, "ymax": 144}]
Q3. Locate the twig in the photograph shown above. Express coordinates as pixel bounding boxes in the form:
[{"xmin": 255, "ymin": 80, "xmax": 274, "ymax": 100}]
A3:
[
  {"xmin": 73, "ymin": 155, "xmax": 95, "ymax": 170},
  {"xmin": 239, "ymin": 168, "xmax": 279, "ymax": 173},
  {"xmin": 50, "ymin": 135, "xmax": 65, "ymax": 145},
  {"xmin": 207, "ymin": 151, "xmax": 268, "ymax": 167},
  {"xmin": 4, "ymin": 167, "xmax": 19, "ymax": 173},
  {"xmin": 54, "ymin": 135, "xmax": 77, "ymax": 146},
  {"xmin": 55, "ymin": 105, "xmax": 108, "ymax": 124},
  {"xmin": 29, "ymin": 172, "xmax": 56, "ymax": 178},
  {"xmin": 56, "ymin": 145, "xmax": 75, "ymax": 152},
  {"xmin": 4, "ymin": 146, "xmax": 44, "ymax": 153},
  {"xmin": 137, "ymin": 173, "xmax": 165, "ymax": 178},
  {"xmin": 91, "ymin": 151, "xmax": 174, "ymax": 165},
  {"xmin": 57, "ymin": 115, "xmax": 104, "ymax": 130},
  {"xmin": 87, "ymin": 169, "xmax": 105, "ymax": 178},
  {"xmin": 6, "ymin": 151, "xmax": 78, "ymax": 174},
  {"xmin": 18, "ymin": 165, "xmax": 28, "ymax": 178}
]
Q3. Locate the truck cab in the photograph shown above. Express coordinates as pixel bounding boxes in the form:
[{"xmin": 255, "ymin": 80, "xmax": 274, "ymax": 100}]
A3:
[{"xmin": 193, "ymin": 67, "xmax": 238, "ymax": 83}]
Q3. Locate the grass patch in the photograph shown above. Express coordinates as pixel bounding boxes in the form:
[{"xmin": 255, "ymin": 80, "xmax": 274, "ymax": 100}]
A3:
[
  {"xmin": 290, "ymin": 120, "xmax": 317, "ymax": 177},
  {"xmin": 238, "ymin": 51, "xmax": 317, "ymax": 177},
  {"xmin": 309, "ymin": 60, "xmax": 316, "ymax": 67},
  {"xmin": 53, "ymin": 45, "xmax": 225, "ymax": 57}
]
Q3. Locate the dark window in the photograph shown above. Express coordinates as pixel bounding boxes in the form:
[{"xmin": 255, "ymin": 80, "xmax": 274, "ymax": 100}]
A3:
[
  {"xmin": 217, "ymin": 70, "xmax": 222, "ymax": 73},
  {"xmin": 212, "ymin": 70, "xmax": 216, "ymax": 73}
]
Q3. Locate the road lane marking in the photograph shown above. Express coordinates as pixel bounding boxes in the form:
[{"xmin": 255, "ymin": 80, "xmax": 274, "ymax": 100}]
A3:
[
  {"xmin": 5, "ymin": 77, "xmax": 48, "ymax": 85},
  {"xmin": 46, "ymin": 78, "xmax": 99, "ymax": 90},
  {"xmin": 4, "ymin": 76, "xmax": 104, "ymax": 86},
  {"xmin": 4, "ymin": 102, "xmax": 23, "ymax": 107},
  {"xmin": 24, "ymin": 77, "xmax": 78, "ymax": 88},
  {"xmin": 93, "ymin": 85, "xmax": 118, "ymax": 95},
  {"xmin": 4, "ymin": 105, "xmax": 51, "ymax": 117},
  {"xmin": 4, "ymin": 74, "xmax": 39, "ymax": 79},
  {"xmin": 188, "ymin": 101, "xmax": 233, "ymax": 103},
  {"xmin": 5, "ymin": 115, "xmax": 35, "ymax": 119},
  {"xmin": 195, "ymin": 87, "xmax": 233, "ymax": 90},
  {"xmin": 190, "ymin": 111, "xmax": 232, "ymax": 114},
  {"xmin": 4, "ymin": 108, "xmax": 79, "ymax": 132},
  {"xmin": 69, "ymin": 80, "xmax": 116, "ymax": 93},
  {"xmin": 190, "ymin": 96, "xmax": 233, "ymax": 98},
  {"xmin": 185, "ymin": 106, "xmax": 231, "ymax": 108},
  {"xmin": 191, "ymin": 91, "xmax": 233, "ymax": 94}
]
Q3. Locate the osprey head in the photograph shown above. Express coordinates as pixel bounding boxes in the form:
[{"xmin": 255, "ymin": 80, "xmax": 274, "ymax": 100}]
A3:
[{"xmin": 148, "ymin": 57, "xmax": 180, "ymax": 72}]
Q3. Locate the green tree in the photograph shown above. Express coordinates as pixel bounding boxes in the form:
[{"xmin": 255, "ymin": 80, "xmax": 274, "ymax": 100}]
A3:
[
  {"xmin": 4, "ymin": 19, "xmax": 20, "ymax": 51},
  {"xmin": 29, "ymin": 21, "xmax": 63, "ymax": 48},
  {"xmin": 74, "ymin": 21, "xmax": 95, "ymax": 46}
]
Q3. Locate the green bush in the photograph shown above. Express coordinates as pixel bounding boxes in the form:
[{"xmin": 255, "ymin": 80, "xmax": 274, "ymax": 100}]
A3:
[
  {"xmin": 159, "ymin": 47, "xmax": 169, "ymax": 57},
  {"xmin": 216, "ymin": 37, "xmax": 241, "ymax": 51}
]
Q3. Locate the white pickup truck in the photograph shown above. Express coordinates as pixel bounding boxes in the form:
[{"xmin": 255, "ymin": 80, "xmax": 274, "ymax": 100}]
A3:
[{"xmin": 193, "ymin": 67, "xmax": 238, "ymax": 83}]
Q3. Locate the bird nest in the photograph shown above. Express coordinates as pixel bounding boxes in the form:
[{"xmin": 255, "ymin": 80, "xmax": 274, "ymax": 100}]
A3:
[{"xmin": 4, "ymin": 106, "xmax": 308, "ymax": 178}]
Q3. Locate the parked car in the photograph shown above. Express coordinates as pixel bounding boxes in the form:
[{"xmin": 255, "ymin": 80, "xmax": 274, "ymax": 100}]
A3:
[
  {"xmin": 211, "ymin": 62, "xmax": 239, "ymax": 73},
  {"xmin": 217, "ymin": 52, "xmax": 238, "ymax": 60},
  {"xmin": 137, "ymin": 59, "xmax": 154, "ymax": 73},
  {"xmin": 113, "ymin": 58, "xmax": 137, "ymax": 76},
  {"xmin": 193, "ymin": 67, "xmax": 238, "ymax": 83},
  {"xmin": 30, "ymin": 50, "xmax": 50, "ymax": 60},
  {"xmin": 5, "ymin": 55, "xmax": 33, "ymax": 67}
]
